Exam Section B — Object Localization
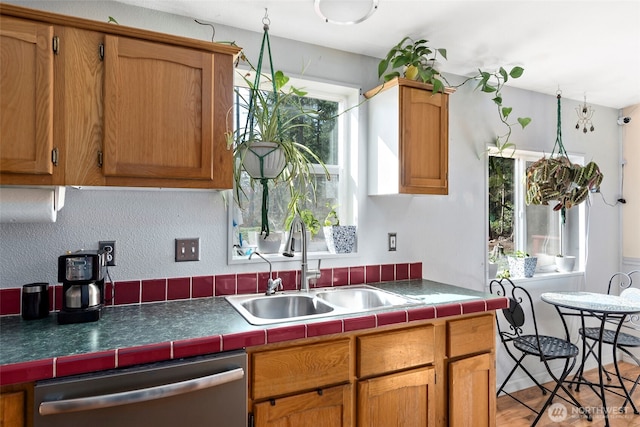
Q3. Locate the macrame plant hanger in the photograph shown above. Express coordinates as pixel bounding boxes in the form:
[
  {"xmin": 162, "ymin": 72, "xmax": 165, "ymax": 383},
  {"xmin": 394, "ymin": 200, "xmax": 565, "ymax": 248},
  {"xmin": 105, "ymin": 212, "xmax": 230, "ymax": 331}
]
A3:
[
  {"xmin": 244, "ymin": 9, "xmax": 281, "ymax": 238},
  {"xmin": 551, "ymin": 91, "xmax": 569, "ymax": 225}
]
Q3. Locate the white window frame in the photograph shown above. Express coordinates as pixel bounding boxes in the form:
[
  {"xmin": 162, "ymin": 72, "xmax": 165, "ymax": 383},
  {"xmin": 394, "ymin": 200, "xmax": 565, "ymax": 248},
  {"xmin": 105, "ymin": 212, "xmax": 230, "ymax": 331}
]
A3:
[
  {"xmin": 227, "ymin": 71, "xmax": 360, "ymax": 264},
  {"xmin": 487, "ymin": 148, "xmax": 587, "ymax": 276}
]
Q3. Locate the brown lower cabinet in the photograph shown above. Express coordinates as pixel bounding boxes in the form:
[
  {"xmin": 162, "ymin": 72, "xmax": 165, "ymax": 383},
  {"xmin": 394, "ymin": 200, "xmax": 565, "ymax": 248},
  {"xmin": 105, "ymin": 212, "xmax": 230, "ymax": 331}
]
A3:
[
  {"xmin": 249, "ymin": 313, "xmax": 496, "ymax": 427},
  {"xmin": 0, "ymin": 383, "xmax": 32, "ymax": 427},
  {"xmin": 0, "ymin": 313, "xmax": 496, "ymax": 427}
]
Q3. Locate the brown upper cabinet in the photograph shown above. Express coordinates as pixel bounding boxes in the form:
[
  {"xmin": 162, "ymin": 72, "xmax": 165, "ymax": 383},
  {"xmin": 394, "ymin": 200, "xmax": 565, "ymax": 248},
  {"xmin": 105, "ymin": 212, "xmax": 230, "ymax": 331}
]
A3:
[
  {"xmin": 0, "ymin": 16, "xmax": 56, "ymax": 183},
  {"xmin": 0, "ymin": 4, "xmax": 240, "ymax": 189},
  {"xmin": 365, "ymin": 78, "xmax": 454, "ymax": 196}
]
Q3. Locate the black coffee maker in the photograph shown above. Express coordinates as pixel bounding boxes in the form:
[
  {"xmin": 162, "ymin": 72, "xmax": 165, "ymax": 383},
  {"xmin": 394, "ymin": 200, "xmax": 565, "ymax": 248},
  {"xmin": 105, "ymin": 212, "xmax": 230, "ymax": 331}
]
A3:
[{"xmin": 57, "ymin": 250, "xmax": 106, "ymax": 324}]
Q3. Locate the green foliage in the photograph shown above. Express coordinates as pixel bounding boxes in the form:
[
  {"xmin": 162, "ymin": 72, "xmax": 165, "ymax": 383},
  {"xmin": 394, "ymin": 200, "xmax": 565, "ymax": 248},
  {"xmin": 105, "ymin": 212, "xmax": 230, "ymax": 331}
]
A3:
[
  {"xmin": 378, "ymin": 37, "xmax": 448, "ymax": 91},
  {"xmin": 231, "ymin": 71, "xmax": 332, "ymax": 212},
  {"xmin": 378, "ymin": 37, "xmax": 532, "ymax": 151},
  {"xmin": 323, "ymin": 204, "xmax": 340, "ymax": 226},
  {"xmin": 285, "ymin": 191, "xmax": 321, "ymax": 237},
  {"xmin": 508, "ymin": 250, "xmax": 530, "ymax": 258}
]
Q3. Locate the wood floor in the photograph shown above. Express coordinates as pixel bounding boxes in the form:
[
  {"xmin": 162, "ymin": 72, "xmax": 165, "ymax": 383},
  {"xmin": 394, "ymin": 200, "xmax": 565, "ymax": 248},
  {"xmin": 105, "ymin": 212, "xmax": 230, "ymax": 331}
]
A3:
[{"xmin": 496, "ymin": 362, "xmax": 640, "ymax": 427}]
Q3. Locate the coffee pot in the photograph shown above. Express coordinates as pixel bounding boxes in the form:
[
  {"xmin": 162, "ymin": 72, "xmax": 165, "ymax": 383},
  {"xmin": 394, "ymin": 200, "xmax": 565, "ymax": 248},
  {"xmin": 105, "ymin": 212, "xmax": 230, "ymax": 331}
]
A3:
[
  {"xmin": 57, "ymin": 251, "xmax": 106, "ymax": 324},
  {"xmin": 65, "ymin": 282, "xmax": 101, "ymax": 309}
]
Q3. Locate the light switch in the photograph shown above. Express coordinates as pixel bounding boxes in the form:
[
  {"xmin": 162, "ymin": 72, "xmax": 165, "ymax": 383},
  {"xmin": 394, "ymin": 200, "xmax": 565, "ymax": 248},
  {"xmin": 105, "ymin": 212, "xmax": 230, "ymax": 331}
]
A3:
[{"xmin": 175, "ymin": 238, "xmax": 200, "ymax": 262}]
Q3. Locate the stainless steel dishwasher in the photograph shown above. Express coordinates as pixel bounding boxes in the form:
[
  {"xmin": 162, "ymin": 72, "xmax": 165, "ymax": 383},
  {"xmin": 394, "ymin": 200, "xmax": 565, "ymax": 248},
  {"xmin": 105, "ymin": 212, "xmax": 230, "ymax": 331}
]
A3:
[{"xmin": 33, "ymin": 350, "xmax": 247, "ymax": 427}]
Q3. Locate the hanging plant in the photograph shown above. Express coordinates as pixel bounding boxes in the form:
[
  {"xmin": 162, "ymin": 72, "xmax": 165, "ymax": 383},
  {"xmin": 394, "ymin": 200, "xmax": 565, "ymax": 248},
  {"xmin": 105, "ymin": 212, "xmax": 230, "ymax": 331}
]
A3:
[
  {"xmin": 229, "ymin": 12, "xmax": 329, "ymax": 238},
  {"xmin": 525, "ymin": 93, "xmax": 603, "ymax": 214}
]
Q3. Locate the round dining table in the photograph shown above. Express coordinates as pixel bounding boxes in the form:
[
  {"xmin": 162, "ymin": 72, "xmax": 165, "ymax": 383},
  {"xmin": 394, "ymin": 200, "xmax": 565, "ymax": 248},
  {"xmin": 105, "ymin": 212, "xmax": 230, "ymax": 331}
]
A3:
[{"xmin": 540, "ymin": 291, "xmax": 640, "ymax": 426}]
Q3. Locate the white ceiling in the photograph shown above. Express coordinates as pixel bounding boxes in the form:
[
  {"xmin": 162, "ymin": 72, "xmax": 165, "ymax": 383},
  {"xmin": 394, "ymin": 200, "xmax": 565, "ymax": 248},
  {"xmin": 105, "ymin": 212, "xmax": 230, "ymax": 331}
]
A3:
[{"xmin": 114, "ymin": 0, "xmax": 640, "ymax": 109}]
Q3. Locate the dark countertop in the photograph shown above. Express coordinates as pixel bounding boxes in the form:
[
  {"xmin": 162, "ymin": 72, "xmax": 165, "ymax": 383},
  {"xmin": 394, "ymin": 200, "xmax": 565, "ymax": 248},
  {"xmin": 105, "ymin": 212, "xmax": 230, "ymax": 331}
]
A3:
[{"xmin": 0, "ymin": 280, "xmax": 507, "ymax": 385}]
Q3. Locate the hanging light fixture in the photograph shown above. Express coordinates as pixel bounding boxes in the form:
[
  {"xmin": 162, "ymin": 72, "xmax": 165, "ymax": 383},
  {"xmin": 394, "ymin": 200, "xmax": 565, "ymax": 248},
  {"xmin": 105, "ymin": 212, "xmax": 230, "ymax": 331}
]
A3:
[
  {"xmin": 575, "ymin": 94, "xmax": 595, "ymax": 133},
  {"xmin": 314, "ymin": 0, "xmax": 379, "ymax": 25}
]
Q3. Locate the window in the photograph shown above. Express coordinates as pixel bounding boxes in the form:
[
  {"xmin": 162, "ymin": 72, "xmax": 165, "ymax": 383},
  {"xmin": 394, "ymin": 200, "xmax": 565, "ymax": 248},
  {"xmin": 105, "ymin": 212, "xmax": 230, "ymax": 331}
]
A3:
[
  {"xmin": 230, "ymin": 74, "xmax": 359, "ymax": 260},
  {"xmin": 488, "ymin": 150, "xmax": 584, "ymax": 273}
]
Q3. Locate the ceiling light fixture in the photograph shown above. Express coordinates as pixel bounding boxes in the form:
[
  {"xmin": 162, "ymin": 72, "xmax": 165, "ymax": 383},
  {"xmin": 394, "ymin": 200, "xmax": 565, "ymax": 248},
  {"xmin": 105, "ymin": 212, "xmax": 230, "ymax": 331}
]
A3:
[
  {"xmin": 314, "ymin": 0, "xmax": 379, "ymax": 25},
  {"xmin": 575, "ymin": 94, "xmax": 595, "ymax": 133}
]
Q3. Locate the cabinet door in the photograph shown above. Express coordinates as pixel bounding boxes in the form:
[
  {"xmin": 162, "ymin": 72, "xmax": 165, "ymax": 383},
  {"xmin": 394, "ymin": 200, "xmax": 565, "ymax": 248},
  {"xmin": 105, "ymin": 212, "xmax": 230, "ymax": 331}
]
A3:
[
  {"xmin": 449, "ymin": 353, "xmax": 495, "ymax": 427},
  {"xmin": 357, "ymin": 366, "xmax": 436, "ymax": 427},
  {"xmin": 400, "ymin": 85, "xmax": 448, "ymax": 195},
  {"xmin": 0, "ymin": 390, "xmax": 26, "ymax": 427},
  {"xmin": 0, "ymin": 16, "xmax": 54, "ymax": 178},
  {"xmin": 103, "ymin": 35, "xmax": 231, "ymax": 187},
  {"xmin": 55, "ymin": 26, "xmax": 105, "ymax": 186},
  {"xmin": 254, "ymin": 384, "xmax": 352, "ymax": 427}
]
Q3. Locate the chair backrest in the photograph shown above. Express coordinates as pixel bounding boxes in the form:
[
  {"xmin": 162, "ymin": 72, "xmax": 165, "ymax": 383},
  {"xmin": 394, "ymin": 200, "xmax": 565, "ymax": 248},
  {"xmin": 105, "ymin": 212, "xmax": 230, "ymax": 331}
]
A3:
[
  {"xmin": 489, "ymin": 278, "xmax": 542, "ymax": 343},
  {"xmin": 620, "ymin": 287, "xmax": 640, "ymax": 330},
  {"xmin": 607, "ymin": 271, "xmax": 637, "ymax": 294}
]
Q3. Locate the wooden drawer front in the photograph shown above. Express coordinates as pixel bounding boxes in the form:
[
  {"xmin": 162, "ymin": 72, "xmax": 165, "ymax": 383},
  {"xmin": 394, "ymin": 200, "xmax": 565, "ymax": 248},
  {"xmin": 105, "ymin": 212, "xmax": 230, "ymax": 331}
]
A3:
[
  {"xmin": 357, "ymin": 325, "xmax": 434, "ymax": 378},
  {"xmin": 251, "ymin": 339, "xmax": 351, "ymax": 400},
  {"xmin": 254, "ymin": 384, "xmax": 352, "ymax": 427},
  {"xmin": 447, "ymin": 314, "xmax": 494, "ymax": 358}
]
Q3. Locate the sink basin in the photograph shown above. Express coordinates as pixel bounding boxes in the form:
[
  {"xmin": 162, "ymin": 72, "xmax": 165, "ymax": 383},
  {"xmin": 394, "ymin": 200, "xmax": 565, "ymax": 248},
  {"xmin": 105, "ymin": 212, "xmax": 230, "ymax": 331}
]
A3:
[
  {"xmin": 315, "ymin": 287, "xmax": 415, "ymax": 310},
  {"xmin": 242, "ymin": 295, "xmax": 334, "ymax": 319},
  {"xmin": 226, "ymin": 294, "xmax": 335, "ymax": 325},
  {"xmin": 226, "ymin": 285, "xmax": 419, "ymax": 326}
]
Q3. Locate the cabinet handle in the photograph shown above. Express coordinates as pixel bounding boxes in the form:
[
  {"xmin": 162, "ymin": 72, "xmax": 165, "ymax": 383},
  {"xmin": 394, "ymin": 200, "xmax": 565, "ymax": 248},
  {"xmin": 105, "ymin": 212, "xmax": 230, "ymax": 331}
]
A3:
[
  {"xmin": 39, "ymin": 367, "xmax": 244, "ymax": 415},
  {"xmin": 52, "ymin": 36, "xmax": 59, "ymax": 55}
]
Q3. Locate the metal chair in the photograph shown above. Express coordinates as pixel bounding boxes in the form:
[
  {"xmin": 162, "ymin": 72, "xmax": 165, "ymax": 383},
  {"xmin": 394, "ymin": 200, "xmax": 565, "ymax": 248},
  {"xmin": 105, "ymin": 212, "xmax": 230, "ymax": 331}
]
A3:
[
  {"xmin": 490, "ymin": 278, "xmax": 590, "ymax": 426},
  {"xmin": 574, "ymin": 270, "xmax": 640, "ymax": 412}
]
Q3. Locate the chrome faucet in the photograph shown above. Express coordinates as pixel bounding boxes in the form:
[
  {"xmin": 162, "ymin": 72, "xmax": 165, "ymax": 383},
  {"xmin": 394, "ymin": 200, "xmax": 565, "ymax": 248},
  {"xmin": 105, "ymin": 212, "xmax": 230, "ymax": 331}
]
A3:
[
  {"xmin": 283, "ymin": 215, "xmax": 321, "ymax": 292},
  {"xmin": 249, "ymin": 251, "xmax": 282, "ymax": 295}
]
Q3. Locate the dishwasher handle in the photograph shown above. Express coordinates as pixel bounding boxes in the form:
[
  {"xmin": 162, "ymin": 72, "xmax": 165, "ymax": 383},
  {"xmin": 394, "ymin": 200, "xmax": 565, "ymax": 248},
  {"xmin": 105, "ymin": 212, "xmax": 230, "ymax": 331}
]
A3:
[{"xmin": 39, "ymin": 367, "xmax": 245, "ymax": 416}]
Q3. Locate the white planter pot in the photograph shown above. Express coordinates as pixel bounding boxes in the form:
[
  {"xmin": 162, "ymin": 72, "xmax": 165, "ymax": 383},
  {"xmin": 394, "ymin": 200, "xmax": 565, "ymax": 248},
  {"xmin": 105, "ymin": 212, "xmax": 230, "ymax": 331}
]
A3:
[
  {"xmin": 555, "ymin": 256, "xmax": 576, "ymax": 273},
  {"xmin": 488, "ymin": 262, "xmax": 498, "ymax": 279},
  {"xmin": 250, "ymin": 231, "xmax": 283, "ymax": 254},
  {"xmin": 507, "ymin": 256, "xmax": 538, "ymax": 278},
  {"xmin": 324, "ymin": 225, "xmax": 357, "ymax": 254},
  {"xmin": 240, "ymin": 142, "xmax": 286, "ymax": 179}
]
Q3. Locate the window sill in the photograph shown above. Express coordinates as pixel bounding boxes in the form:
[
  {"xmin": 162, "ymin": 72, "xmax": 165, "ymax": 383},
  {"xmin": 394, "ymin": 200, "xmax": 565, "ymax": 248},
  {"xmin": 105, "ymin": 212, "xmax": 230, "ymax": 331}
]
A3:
[{"xmin": 229, "ymin": 250, "xmax": 359, "ymax": 266}]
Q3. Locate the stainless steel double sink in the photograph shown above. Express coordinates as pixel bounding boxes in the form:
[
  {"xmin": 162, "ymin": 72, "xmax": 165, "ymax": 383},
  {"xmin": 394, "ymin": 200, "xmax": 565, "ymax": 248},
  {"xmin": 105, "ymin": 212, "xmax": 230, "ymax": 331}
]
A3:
[{"xmin": 225, "ymin": 285, "xmax": 420, "ymax": 325}]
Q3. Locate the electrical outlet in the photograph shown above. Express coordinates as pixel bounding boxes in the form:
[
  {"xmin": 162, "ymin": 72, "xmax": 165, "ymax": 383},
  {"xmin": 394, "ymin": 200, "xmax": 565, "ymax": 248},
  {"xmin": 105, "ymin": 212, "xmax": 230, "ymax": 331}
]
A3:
[
  {"xmin": 99, "ymin": 240, "xmax": 116, "ymax": 266},
  {"xmin": 388, "ymin": 233, "xmax": 397, "ymax": 251},
  {"xmin": 175, "ymin": 238, "xmax": 200, "ymax": 262}
]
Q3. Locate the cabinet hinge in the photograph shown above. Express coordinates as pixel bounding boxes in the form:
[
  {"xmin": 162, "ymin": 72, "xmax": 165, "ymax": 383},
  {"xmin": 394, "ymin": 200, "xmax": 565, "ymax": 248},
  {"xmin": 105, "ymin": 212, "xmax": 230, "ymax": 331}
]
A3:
[
  {"xmin": 51, "ymin": 148, "xmax": 59, "ymax": 166},
  {"xmin": 248, "ymin": 413, "xmax": 254, "ymax": 427},
  {"xmin": 97, "ymin": 151, "xmax": 103, "ymax": 167},
  {"xmin": 52, "ymin": 36, "xmax": 60, "ymax": 55},
  {"xmin": 99, "ymin": 43, "xmax": 104, "ymax": 61}
]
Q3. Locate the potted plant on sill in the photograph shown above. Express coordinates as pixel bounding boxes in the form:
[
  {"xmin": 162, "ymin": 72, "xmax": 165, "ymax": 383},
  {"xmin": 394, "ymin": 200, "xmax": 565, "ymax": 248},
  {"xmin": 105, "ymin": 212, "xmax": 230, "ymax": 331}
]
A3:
[
  {"xmin": 323, "ymin": 205, "xmax": 357, "ymax": 254},
  {"xmin": 507, "ymin": 251, "xmax": 538, "ymax": 278},
  {"xmin": 377, "ymin": 36, "xmax": 531, "ymax": 152}
]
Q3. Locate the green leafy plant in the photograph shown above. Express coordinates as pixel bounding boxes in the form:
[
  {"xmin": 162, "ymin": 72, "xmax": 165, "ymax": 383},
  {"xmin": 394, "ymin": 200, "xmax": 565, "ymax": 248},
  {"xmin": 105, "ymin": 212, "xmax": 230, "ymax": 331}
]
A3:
[
  {"xmin": 377, "ymin": 37, "xmax": 531, "ymax": 152},
  {"xmin": 230, "ymin": 69, "xmax": 330, "ymax": 236},
  {"xmin": 284, "ymin": 191, "xmax": 321, "ymax": 237},
  {"xmin": 509, "ymin": 250, "xmax": 530, "ymax": 258},
  {"xmin": 323, "ymin": 204, "xmax": 340, "ymax": 226},
  {"xmin": 378, "ymin": 36, "xmax": 448, "ymax": 93}
]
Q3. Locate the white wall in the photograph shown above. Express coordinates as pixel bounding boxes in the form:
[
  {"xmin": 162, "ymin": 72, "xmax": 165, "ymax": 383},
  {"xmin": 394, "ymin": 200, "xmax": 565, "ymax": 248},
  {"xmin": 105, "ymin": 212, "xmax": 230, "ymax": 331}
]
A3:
[
  {"xmin": 0, "ymin": 1, "xmax": 626, "ymax": 298},
  {"xmin": 621, "ymin": 105, "xmax": 640, "ymax": 266}
]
